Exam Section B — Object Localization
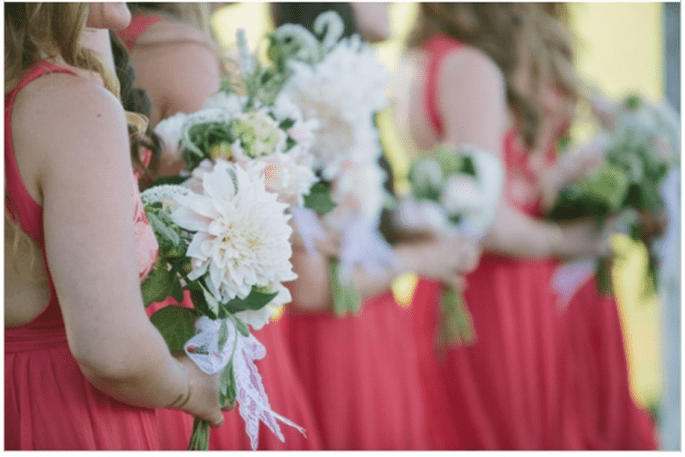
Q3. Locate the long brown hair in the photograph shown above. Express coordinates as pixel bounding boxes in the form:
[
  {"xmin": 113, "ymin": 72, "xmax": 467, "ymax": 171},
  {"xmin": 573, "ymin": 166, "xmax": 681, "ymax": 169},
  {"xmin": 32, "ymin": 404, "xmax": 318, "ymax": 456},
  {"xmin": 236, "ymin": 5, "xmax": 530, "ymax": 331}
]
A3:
[{"xmin": 408, "ymin": 3, "xmax": 580, "ymax": 149}]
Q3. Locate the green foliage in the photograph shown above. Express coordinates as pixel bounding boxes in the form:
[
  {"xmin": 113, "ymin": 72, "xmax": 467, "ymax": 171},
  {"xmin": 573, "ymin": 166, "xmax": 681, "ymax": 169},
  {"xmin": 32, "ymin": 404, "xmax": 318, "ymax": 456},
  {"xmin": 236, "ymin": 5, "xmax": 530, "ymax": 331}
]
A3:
[
  {"xmin": 303, "ymin": 181, "xmax": 337, "ymax": 215},
  {"xmin": 222, "ymin": 288, "xmax": 279, "ymax": 315},
  {"xmin": 149, "ymin": 306, "xmax": 198, "ymax": 351},
  {"xmin": 141, "ymin": 267, "xmax": 175, "ymax": 307}
]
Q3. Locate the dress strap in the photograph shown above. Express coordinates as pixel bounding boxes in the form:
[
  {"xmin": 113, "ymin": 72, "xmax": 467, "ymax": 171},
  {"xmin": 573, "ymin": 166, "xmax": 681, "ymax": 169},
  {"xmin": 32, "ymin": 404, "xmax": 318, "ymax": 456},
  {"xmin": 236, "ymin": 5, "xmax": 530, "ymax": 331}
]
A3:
[
  {"xmin": 423, "ymin": 35, "xmax": 464, "ymax": 137},
  {"xmin": 117, "ymin": 14, "xmax": 165, "ymax": 51},
  {"xmin": 5, "ymin": 61, "xmax": 78, "ymax": 243}
]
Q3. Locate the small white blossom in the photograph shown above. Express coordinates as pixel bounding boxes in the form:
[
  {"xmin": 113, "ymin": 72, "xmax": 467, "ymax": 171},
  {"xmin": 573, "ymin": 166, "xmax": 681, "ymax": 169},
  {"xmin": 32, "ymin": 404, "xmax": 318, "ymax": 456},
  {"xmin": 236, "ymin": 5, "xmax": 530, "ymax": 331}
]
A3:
[{"xmin": 155, "ymin": 113, "xmax": 189, "ymax": 156}]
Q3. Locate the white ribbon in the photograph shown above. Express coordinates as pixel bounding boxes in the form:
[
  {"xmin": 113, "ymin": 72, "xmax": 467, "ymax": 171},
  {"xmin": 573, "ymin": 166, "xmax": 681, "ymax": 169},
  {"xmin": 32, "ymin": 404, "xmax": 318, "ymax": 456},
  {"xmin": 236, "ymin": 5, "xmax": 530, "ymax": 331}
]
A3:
[
  {"xmin": 551, "ymin": 259, "xmax": 597, "ymax": 310},
  {"xmin": 290, "ymin": 206, "xmax": 328, "ymax": 257},
  {"xmin": 184, "ymin": 316, "xmax": 305, "ymax": 450},
  {"xmin": 338, "ymin": 212, "xmax": 397, "ymax": 281}
]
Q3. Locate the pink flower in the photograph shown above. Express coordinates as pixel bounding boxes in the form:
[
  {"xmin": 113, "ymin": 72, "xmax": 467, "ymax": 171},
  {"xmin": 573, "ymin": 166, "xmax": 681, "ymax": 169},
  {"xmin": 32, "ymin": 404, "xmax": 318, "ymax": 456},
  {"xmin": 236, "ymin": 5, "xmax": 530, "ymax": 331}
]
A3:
[{"xmin": 131, "ymin": 176, "xmax": 159, "ymax": 282}]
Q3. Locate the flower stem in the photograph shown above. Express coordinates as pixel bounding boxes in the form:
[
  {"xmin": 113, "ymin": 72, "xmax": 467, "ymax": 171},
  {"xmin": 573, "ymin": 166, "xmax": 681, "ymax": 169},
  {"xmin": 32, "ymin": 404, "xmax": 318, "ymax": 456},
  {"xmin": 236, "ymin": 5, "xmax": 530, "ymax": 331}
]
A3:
[{"xmin": 188, "ymin": 417, "xmax": 211, "ymax": 450}]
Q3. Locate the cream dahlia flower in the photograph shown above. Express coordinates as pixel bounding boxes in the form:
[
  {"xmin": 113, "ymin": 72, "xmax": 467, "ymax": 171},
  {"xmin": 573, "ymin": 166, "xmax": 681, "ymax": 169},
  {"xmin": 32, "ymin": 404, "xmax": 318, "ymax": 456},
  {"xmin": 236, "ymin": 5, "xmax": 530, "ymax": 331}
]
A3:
[{"xmin": 171, "ymin": 161, "xmax": 297, "ymax": 303}]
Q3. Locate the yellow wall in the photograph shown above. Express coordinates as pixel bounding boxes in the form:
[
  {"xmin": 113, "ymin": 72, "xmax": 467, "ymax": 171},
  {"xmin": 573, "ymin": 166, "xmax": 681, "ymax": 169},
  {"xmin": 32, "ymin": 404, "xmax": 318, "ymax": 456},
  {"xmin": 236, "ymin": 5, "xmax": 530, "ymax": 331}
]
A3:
[{"xmin": 568, "ymin": 3, "xmax": 665, "ymax": 410}]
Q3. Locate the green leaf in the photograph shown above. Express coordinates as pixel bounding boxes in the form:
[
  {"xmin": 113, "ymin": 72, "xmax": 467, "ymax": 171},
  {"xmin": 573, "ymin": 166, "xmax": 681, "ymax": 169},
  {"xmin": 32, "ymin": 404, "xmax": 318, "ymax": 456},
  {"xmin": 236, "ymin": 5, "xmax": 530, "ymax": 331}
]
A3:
[
  {"xmin": 223, "ymin": 288, "xmax": 279, "ymax": 313},
  {"xmin": 285, "ymin": 136, "xmax": 297, "ymax": 151},
  {"xmin": 188, "ymin": 282, "xmax": 220, "ymax": 319},
  {"xmin": 303, "ymin": 181, "xmax": 337, "ymax": 215},
  {"xmin": 460, "ymin": 156, "xmax": 477, "ymax": 177},
  {"xmin": 232, "ymin": 316, "xmax": 250, "ymax": 337},
  {"xmin": 217, "ymin": 319, "xmax": 229, "ymax": 354},
  {"xmin": 141, "ymin": 268, "xmax": 175, "ymax": 306},
  {"xmin": 219, "ymin": 362, "xmax": 237, "ymax": 409},
  {"xmin": 149, "ymin": 306, "xmax": 197, "ymax": 351},
  {"xmin": 147, "ymin": 212, "xmax": 181, "ymax": 246},
  {"xmin": 171, "ymin": 280, "xmax": 185, "ymax": 303},
  {"xmin": 278, "ymin": 118, "xmax": 296, "ymax": 130}
]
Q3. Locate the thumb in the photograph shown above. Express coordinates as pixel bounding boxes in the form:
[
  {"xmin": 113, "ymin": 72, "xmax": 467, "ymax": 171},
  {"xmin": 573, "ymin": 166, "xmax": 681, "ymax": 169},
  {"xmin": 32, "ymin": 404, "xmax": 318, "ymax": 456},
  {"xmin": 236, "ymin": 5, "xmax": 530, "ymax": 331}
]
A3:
[{"xmin": 210, "ymin": 411, "xmax": 226, "ymax": 429}]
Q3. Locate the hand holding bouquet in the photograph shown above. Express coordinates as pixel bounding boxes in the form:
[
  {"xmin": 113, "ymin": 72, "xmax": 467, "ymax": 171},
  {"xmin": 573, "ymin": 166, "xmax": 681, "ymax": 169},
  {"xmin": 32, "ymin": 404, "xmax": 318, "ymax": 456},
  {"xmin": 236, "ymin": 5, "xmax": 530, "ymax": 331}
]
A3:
[
  {"xmin": 549, "ymin": 93, "xmax": 679, "ymax": 293},
  {"xmin": 397, "ymin": 144, "xmax": 504, "ymax": 346}
]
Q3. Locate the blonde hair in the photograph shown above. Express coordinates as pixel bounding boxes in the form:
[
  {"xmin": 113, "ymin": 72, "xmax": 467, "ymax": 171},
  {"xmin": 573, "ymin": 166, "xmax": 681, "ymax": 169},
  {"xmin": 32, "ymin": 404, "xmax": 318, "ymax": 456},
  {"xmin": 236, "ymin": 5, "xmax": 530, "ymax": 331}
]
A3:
[
  {"xmin": 408, "ymin": 3, "xmax": 580, "ymax": 149},
  {"xmin": 5, "ymin": 3, "xmax": 120, "ymax": 97}
]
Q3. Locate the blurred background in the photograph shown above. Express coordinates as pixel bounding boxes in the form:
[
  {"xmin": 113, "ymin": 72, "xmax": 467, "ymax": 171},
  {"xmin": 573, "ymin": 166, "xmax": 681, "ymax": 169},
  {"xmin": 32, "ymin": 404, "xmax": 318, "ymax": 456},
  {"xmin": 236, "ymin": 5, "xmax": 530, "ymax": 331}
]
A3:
[{"xmin": 209, "ymin": 2, "xmax": 680, "ymax": 449}]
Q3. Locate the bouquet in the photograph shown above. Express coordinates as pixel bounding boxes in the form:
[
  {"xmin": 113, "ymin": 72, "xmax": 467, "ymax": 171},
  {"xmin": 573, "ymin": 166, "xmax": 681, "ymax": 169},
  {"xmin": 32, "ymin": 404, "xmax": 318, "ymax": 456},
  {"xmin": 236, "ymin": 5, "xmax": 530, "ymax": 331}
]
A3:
[
  {"xmin": 397, "ymin": 144, "xmax": 504, "ymax": 346},
  {"xmin": 140, "ymin": 162, "xmax": 305, "ymax": 450},
  {"xmin": 262, "ymin": 11, "xmax": 396, "ymax": 315},
  {"xmin": 549, "ymin": 93, "xmax": 679, "ymax": 299},
  {"xmin": 141, "ymin": 32, "xmax": 317, "ymax": 450}
]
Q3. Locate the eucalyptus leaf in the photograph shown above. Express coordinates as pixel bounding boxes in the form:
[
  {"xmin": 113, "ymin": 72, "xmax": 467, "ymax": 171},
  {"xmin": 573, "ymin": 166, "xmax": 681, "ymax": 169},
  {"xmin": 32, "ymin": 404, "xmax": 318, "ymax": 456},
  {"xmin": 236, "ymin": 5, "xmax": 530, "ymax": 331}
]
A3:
[{"xmin": 149, "ymin": 306, "xmax": 198, "ymax": 351}]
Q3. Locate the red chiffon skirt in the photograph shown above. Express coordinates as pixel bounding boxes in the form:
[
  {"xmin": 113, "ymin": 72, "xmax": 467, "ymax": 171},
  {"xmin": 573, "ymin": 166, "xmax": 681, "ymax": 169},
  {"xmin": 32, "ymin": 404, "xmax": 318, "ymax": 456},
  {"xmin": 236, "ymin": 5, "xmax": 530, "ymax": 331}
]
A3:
[
  {"xmin": 285, "ymin": 291, "xmax": 432, "ymax": 450},
  {"xmin": 559, "ymin": 278, "xmax": 657, "ymax": 449},
  {"xmin": 411, "ymin": 253, "xmax": 657, "ymax": 450},
  {"xmin": 5, "ymin": 328, "xmax": 159, "ymax": 450}
]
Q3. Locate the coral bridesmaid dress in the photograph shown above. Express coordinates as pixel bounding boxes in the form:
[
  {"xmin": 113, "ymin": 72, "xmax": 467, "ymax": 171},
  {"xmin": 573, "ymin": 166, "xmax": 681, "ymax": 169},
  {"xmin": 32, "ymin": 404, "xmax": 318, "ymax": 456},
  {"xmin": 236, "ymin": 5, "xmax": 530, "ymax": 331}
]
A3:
[
  {"xmin": 284, "ymin": 289, "xmax": 432, "ymax": 450},
  {"xmin": 5, "ymin": 61, "xmax": 160, "ymax": 450},
  {"xmin": 410, "ymin": 34, "xmax": 656, "ymax": 450}
]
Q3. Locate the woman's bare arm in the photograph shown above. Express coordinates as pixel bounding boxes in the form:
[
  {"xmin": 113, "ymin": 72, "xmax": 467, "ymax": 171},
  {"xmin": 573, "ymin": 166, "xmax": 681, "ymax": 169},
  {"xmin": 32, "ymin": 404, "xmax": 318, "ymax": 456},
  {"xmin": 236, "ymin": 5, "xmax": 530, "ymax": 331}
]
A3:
[{"xmin": 15, "ymin": 74, "xmax": 222, "ymax": 424}]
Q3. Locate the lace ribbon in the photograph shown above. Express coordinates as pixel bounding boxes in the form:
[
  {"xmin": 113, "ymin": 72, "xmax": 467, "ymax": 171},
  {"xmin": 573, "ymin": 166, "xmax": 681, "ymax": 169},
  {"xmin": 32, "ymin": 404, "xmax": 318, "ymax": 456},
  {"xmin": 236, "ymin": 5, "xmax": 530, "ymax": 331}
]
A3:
[{"xmin": 184, "ymin": 316, "xmax": 305, "ymax": 450}]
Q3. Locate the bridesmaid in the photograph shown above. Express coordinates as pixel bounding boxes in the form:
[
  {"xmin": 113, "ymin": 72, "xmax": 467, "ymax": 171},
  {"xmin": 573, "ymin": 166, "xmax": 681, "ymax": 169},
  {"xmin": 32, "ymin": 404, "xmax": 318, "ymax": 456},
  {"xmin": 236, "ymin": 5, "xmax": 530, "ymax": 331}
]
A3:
[
  {"xmin": 5, "ymin": 3, "xmax": 224, "ymax": 450},
  {"xmin": 116, "ymin": 3, "xmax": 323, "ymax": 450},
  {"xmin": 271, "ymin": 3, "xmax": 480, "ymax": 450},
  {"xmin": 396, "ymin": 2, "xmax": 657, "ymax": 449}
]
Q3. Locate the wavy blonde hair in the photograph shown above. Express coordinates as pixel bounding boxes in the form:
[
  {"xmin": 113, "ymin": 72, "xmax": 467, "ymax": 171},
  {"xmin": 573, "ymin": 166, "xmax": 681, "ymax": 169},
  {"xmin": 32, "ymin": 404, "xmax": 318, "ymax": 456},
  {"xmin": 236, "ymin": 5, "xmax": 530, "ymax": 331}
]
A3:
[{"xmin": 408, "ymin": 2, "xmax": 580, "ymax": 150}]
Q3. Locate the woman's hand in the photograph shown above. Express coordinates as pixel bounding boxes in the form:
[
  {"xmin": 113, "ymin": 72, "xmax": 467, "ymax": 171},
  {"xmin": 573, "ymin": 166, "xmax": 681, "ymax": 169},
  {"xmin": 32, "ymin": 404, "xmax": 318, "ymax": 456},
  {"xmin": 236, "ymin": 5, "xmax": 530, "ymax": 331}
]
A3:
[
  {"xmin": 540, "ymin": 137, "xmax": 607, "ymax": 211},
  {"xmin": 552, "ymin": 216, "xmax": 618, "ymax": 260},
  {"xmin": 400, "ymin": 234, "xmax": 482, "ymax": 291},
  {"xmin": 173, "ymin": 355, "xmax": 225, "ymax": 428}
]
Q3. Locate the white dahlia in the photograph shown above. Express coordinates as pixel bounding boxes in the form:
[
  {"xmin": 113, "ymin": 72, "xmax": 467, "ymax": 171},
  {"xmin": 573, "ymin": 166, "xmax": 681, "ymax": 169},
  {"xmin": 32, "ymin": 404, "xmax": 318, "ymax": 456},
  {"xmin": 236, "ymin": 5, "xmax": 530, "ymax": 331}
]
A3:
[
  {"xmin": 171, "ymin": 161, "xmax": 297, "ymax": 302},
  {"xmin": 280, "ymin": 35, "xmax": 389, "ymax": 179}
]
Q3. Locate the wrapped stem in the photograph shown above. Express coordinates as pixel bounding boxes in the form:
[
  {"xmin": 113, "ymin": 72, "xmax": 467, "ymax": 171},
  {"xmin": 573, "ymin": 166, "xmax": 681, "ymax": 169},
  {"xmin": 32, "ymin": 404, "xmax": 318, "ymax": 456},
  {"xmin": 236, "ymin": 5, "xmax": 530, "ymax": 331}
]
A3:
[
  {"xmin": 329, "ymin": 260, "xmax": 361, "ymax": 317},
  {"xmin": 188, "ymin": 417, "xmax": 211, "ymax": 450},
  {"xmin": 436, "ymin": 287, "xmax": 476, "ymax": 347}
]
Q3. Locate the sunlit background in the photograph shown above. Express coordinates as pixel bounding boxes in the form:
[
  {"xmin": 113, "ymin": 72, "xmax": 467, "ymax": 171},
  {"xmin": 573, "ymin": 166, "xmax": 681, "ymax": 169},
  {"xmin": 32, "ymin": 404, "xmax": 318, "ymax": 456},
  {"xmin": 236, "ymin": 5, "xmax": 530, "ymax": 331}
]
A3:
[{"xmin": 210, "ymin": 0, "xmax": 678, "ymax": 433}]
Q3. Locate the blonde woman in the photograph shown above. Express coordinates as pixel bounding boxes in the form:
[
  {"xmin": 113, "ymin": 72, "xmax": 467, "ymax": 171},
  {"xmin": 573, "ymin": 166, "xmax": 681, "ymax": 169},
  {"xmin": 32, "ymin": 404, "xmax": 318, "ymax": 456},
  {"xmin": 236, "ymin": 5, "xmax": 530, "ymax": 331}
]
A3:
[
  {"xmin": 4, "ymin": 3, "xmax": 224, "ymax": 450},
  {"xmin": 398, "ymin": 3, "xmax": 657, "ymax": 449}
]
